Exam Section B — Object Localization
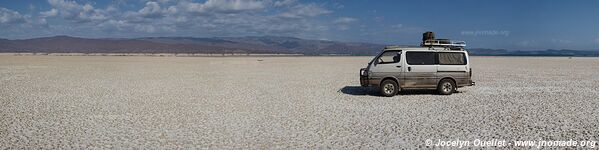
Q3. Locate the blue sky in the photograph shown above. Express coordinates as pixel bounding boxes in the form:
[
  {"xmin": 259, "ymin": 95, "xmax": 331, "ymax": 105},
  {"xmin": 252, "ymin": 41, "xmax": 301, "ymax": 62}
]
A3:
[{"xmin": 1, "ymin": 0, "xmax": 599, "ymax": 50}]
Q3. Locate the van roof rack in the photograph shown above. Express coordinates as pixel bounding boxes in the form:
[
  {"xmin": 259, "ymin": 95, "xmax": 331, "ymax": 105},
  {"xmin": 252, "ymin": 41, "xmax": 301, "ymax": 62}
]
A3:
[
  {"xmin": 426, "ymin": 46, "xmax": 465, "ymax": 51},
  {"xmin": 421, "ymin": 39, "xmax": 466, "ymax": 48},
  {"xmin": 384, "ymin": 32, "xmax": 467, "ymax": 51},
  {"xmin": 383, "ymin": 45, "xmax": 422, "ymax": 49},
  {"xmin": 420, "ymin": 32, "xmax": 466, "ymax": 51}
]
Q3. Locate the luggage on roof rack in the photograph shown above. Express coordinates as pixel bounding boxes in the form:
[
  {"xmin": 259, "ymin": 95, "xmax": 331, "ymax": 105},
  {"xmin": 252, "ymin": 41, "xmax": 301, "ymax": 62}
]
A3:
[
  {"xmin": 384, "ymin": 31, "xmax": 467, "ymax": 51},
  {"xmin": 420, "ymin": 31, "xmax": 466, "ymax": 50},
  {"xmin": 422, "ymin": 31, "xmax": 435, "ymax": 42}
]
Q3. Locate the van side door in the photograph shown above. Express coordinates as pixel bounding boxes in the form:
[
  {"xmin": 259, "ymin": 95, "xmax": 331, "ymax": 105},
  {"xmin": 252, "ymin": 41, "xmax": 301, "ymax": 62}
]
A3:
[
  {"xmin": 369, "ymin": 51, "xmax": 402, "ymax": 84},
  {"xmin": 403, "ymin": 52, "xmax": 438, "ymax": 88}
]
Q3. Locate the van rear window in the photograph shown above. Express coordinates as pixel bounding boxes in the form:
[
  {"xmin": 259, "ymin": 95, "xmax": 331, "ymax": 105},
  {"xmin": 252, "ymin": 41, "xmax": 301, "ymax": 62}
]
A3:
[
  {"xmin": 406, "ymin": 52, "xmax": 436, "ymax": 65},
  {"xmin": 438, "ymin": 53, "xmax": 466, "ymax": 65}
]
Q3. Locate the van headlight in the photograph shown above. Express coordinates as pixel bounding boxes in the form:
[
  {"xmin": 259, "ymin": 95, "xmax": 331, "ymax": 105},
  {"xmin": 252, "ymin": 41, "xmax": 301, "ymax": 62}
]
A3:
[{"xmin": 360, "ymin": 68, "xmax": 368, "ymax": 76}]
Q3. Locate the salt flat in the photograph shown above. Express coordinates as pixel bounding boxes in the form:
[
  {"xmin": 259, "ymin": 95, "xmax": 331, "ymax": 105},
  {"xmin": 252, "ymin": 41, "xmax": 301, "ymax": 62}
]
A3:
[{"xmin": 1, "ymin": 56, "xmax": 598, "ymax": 148}]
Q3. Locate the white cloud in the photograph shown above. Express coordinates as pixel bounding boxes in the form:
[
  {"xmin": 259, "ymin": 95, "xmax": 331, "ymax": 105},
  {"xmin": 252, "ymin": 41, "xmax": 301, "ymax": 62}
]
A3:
[
  {"xmin": 373, "ymin": 16, "xmax": 384, "ymax": 22},
  {"xmin": 183, "ymin": 0, "xmax": 266, "ymax": 14},
  {"xmin": 391, "ymin": 24, "xmax": 403, "ymax": 28},
  {"xmin": 83, "ymin": 4, "xmax": 94, "ymax": 12},
  {"xmin": 0, "ymin": 7, "xmax": 26, "ymax": 24},
  {"xmin": 551, "ymin": 39, "xmax": 572, "ymax": 44},
  {"xmin": 47, "ymin": 0, "xmax": 80, "ymax": 18},
  {"xmin": 45, "ymin": 0, "xmax": 108, "ymax": 23},
  {"xmin": 166, "ymin": 6, "xmax": 178, "ymax": 14},
  {"xmin": 333, "ymin": 17, "xmax": 357, "ymax": 30},
  {"xmin": 386, "ymin": 24, "xmax": 426, "ymax": 34},
  {"xmin": 157, "ymin": 0, "xmax": 172, "ymax": 4},
  {"xmin": 516, "ymin": 40, "xmax": 538, "ymax": 47},
  {"xmin": 11, "ymin": 0, "xmax": 332, "ymax": 38},
  {"xmin": 207, "ymin": 0, "xmax": 266, "ymax": 12},
  {"xmin": 273, "ymin": 0, "xmax": 296, "ymax": 7},
  {"xmin": 278, "ymin": 4, "xmax": 331, "ymax": 18},
  {"xmin": 332, "ymin": 2, "xmax": 344, "ymax": 9},
  {"xmin": 334, "ymin": 17, "xmax": 357, "ymax": 24},
  {"xmin": 138, "ymin": 2, "xmax": 165, "ymax": 18},
  {"xmin": 47, "ymin": 0, "xmax": 79, "ymax": 11},
  {"xmin": 134, "ymin": 24, "xmax": 156, "ymax": 33},
  {"xmin": 41, "ymin": 8, "xmax": 58, "ymax": 17}
]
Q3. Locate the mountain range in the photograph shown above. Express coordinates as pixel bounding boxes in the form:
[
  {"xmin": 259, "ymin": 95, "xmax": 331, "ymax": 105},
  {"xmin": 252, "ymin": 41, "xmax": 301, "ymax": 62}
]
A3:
[
  {"xmin": 1, "ymin": 36, "xmax": 599, "ymax": 56},
  {"xmin": 0, "ymin": 36, "xmax": 383, "ymax": 56}
]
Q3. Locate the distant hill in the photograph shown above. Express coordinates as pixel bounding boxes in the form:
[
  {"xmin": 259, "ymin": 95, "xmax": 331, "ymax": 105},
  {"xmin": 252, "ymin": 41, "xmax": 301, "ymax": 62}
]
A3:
[
  {"xmin": 1, "ymin": 36, "xmax": 599, "ymax": 56},
  {"xmin": 469, "ymin": 48, "xmax": 599, "ymax": 56},
  {"xmin": 0, "ymin": 36, "xmax": 384, "ymax": 56}
]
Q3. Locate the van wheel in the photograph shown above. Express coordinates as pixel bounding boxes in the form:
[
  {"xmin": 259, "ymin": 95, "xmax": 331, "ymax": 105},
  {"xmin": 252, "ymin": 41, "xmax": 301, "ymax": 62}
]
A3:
[
  {"xmin": 380, "ymin": 79, "xmax": 399, "ymax": 97},
  {"xmin": 438, "ymin": 79, "xmax": 456, "ymax": 95}
]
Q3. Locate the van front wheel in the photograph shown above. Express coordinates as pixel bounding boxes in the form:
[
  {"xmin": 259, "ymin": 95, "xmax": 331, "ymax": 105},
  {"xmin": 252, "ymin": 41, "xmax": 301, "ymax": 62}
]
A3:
[
  {"xmin": 380, "ymin": 79, "xmax": 399, "ymax": 97},
  {"xmin": 438, "ymin": 79, "xmax": 456, "ymax": 95}
]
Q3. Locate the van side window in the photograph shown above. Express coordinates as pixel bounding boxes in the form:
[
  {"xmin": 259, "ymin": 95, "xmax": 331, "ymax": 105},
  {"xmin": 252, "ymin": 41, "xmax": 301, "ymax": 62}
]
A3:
[
  {"xmin": 377, "ymin": 51, "xmax": 401, "ymax": 64},
  {"xmin": 438, "ymin": 52, "xmax": 466, "ymax": 65},
  {"xmin": 406, "ymin": 52, "xmax": 435, "ymax": 65}
]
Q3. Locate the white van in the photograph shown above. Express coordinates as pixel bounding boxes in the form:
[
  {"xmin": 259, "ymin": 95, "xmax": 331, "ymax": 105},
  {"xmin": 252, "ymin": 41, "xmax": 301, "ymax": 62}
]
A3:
[{"xmin": 360, "ymin": 46, "xmax": 475, "ymax": 96}]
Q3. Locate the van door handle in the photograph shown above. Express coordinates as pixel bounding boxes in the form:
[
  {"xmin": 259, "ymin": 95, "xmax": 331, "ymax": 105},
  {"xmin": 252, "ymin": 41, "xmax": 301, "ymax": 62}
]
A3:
[
  {"xmin": 408, "ymin": 67, "xmax": 411, "ymax": 71},
  {"xmin": 396, "ymin": 66, "xmax": 401, "ymax": 68}
]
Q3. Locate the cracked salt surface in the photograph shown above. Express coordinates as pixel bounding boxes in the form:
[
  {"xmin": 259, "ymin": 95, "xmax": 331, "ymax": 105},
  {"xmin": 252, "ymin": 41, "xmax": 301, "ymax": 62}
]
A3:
[{"xmin": 1, "ymin": 56, "xmax": 598, "ymax": 149}]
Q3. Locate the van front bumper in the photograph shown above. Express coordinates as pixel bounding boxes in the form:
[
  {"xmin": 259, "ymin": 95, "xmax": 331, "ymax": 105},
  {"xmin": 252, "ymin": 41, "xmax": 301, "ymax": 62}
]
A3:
[
  {"xmin": 360, "ymin": 68, "xmax": 369, "ymax": 86},
  {"xmin": 360, "ymin": 76, "xmax": 369, "ymax": 87}
]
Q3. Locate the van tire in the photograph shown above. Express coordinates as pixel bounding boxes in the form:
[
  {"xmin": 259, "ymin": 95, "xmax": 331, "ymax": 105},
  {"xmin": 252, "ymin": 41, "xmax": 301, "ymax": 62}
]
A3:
[
  {"xmin": 380, "ymin": 79, "xmax": 399, "ymax": 97},
  {"xmin": 438, "ymin": 79, "xmax": 456, "ymax": 95}
]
